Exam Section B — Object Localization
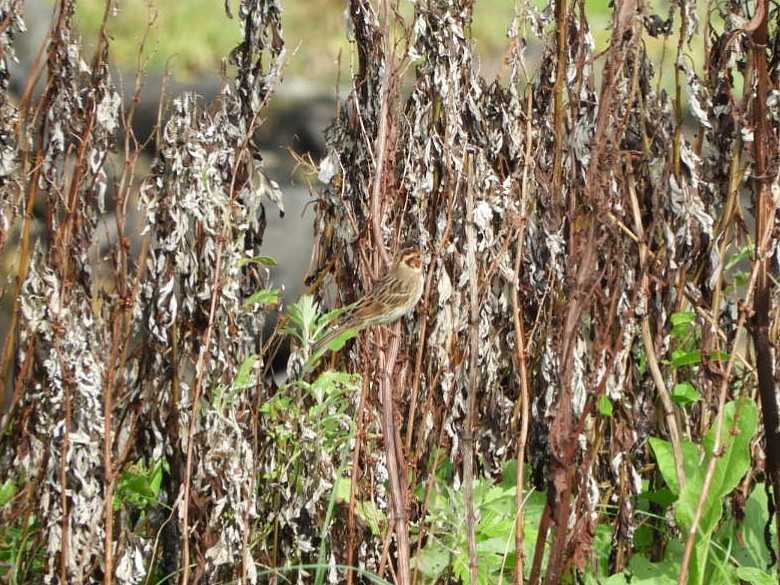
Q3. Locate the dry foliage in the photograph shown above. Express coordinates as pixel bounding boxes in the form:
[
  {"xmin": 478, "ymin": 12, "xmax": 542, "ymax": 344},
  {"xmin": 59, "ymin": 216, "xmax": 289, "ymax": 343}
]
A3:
[{"xmin": 0, "ymin": 0, "xmax": 779, "ymax": 584}]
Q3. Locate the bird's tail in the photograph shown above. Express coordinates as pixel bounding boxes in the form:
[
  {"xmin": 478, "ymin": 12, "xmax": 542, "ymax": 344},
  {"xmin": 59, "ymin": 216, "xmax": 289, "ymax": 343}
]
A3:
[{"xmin": 310, "ymin": 317, "xmax": 361, "ymax": 359}]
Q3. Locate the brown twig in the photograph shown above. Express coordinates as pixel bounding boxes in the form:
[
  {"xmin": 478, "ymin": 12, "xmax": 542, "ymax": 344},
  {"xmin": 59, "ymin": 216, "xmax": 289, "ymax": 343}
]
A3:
[
  {"xmin": 368, "ymin": 0, "xmax": 396, "ymax": 269},
  {"xmin": 345, "ymin": 377, "xmax": 370, "ymax": 585},
  {"xmin": 744, "ymin": 0, "xmax": 780, "ymax": 576},
  {"xmin": 511, "ymin": 90, "xmax": 534, "ymax": 585},
  {"xmin": 378, "ymin": 322, "xmax": 411, "ymax": 585}
]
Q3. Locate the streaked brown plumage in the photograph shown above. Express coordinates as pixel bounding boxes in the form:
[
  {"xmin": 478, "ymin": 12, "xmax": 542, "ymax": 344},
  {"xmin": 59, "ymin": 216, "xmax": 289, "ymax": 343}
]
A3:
[{"xmin": 312, "ymin": 247, "xmax": 424, "ymax": 355}]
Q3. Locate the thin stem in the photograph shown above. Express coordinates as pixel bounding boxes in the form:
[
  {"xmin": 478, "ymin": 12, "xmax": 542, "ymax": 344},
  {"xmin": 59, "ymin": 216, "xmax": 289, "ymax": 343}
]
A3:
[{"xmin": 464, "ymin": 158, "xmax": 480, "ymax": 584}]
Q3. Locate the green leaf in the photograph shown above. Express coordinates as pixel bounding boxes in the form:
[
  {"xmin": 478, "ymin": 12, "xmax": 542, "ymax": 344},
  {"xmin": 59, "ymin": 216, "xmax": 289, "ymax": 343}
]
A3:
[
  {"xmin": 333, "ymin": 476, "xmax": 384, "ymax": 535},
  {"xmin": 232, "ymin": 354, "xmax": 259, "ymax": 390},
  {"xmin": 149, "ymin": 460, "xmax": 163, "ymax": 496},
  {"xmin": 628, "ymin": 554, "xmax": 679, "ymax": 584},
  {"xmin": 597, "ymin": 394, "xmax": 614, "ymax": 417},
  {"xmin": 126, "ymin": 475, "xmax": 157, "ymax": 499},
  {"xmin": 670, "ymin": 311, "xmax": 695, "ymax": 327},
  {"xmin": 335, "ymin": 476, "xmax": 351, "ymax": 502},
  {"xmin": 708, "ymin": 351, "xmax": 729, "ymax": 362},
  {"xmin": 477, "ymin": 536, "xmax": 510, "ymax": 555},
  {"xmin": 670, "ymin": 311, "xmax": 695, "ymax": 339},
  {"xmin": 243, "ymin": 288, "xmax": 281, "ymax": 309},
  {"xmin": 671, "ymin": 349, "xmax": 701, "ymax": 368},
  {"xmin": 355, "ymin": 500, "xmax": 385, "ymax": 536},
  {"xmin": 641, "ymin": 487, "xmax": 676, "ymax": 508},
  {"xmin": 413, "ymin": 541, "xmax": 450, "ymax": 579},
  {"xmin": 648, "ymin": 437, "xmax": 701, "ymax": 496},
  {"xmin": 310, "ymin": 370, "xmax": 361, "ymax": 401},
  {"xmin": 676, "ymin": 399, "xmax": 758, "ymax": 536},
  {"xmin": 0, "ymin": 479, "xmax": 16, "ymax": 507},
  {"xmin": 501, "ymin": 459, "xmax": 518, "ymax": 488},
  {"xmin": 671, "ymin": 382, "xmax": 701, "ymax": 406},
  {"xmin": 324, "ymin": 328, "xmax": 358, "ymax": 352},
  {"xmin": 729, "ymin": 483, "xmax": 778, "ymax": 570},
  {"xmin": 734, "ymin": 272, "xmax": 749, "ymax": 287},
  {"xmin": 114, "ymin": 459, "xmax": 165, "ymax": 511},
  {"xmin": 238, "ymin": 255, "xmax": 277, "ymax": 267},
  {"xmin": 725, "ymin": 244, "xmax": 755, "ymax": 270},
  {"xmin": 735, "ymin": 567, "xmax": 776, "ymax": 585},
  {"xmin": 283, "ymin": 295, "xmax": 320, "ymax": 343}
]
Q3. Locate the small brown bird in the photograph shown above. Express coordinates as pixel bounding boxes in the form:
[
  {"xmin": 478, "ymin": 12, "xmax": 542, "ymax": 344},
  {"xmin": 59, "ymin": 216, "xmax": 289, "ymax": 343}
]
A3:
[{"xmin": 312, "ymin": 247, "xmax": 425, "ymax": 356}]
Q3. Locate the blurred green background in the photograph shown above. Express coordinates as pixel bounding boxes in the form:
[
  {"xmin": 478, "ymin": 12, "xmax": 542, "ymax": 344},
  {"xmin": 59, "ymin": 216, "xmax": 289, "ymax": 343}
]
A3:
[{"xmin": 67, "ymin": 0, "xmax": 697, "ymax": 95}]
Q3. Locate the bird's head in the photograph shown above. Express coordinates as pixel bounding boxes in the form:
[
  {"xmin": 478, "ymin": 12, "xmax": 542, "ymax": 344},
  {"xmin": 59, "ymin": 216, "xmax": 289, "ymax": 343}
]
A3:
[{"xmin": 397, "ymin": 247, "xmax": 423, "ymax": 271}]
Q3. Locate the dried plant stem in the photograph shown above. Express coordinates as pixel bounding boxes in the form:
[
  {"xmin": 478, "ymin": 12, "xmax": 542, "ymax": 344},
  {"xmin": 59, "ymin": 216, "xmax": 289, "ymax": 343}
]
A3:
[
  {"xmin": 463, "ymin": 163, "xmax": 480, "ymax": 584},
  {"xmin": 528, "ymin": 504, "xmax": 552, "ymax": 585},
  {"xmin": 59, "ymin": 366, "xmax": 72, "ymax": 584},
  {"xmin": 640, "ymin": 322, "xmax": 685, "ymax": 484},
  {"xmin": 551, "ymin": 0, "xmax": 568, "ymax": 204},
  {"xmin": 676, "ymin": 213, "xmax": 775, "ymax": 585},
  {"xmin": 745, "ymin": 2, "xmax": 780, "ymax": 572},
  {"xmin": 511, "ymin": 91, "xmax": 534, "ymax": 585},
  {"xmin": 378, "ymin": 323, "xmax": 411, "ymax": 585},
  {"xmin": 345, "ymin": 377, "xmax": 371, "ymax": 585},
  {"xmin": 368, "ymin": 0, "xmax": 395, "ymax": 269},
  {"xmin": 544, "ymin": 224, "xmax": 596, "ymax": 585},
  {"xmin": 671, "ymin": 0, "xmax": 686, "ymax": 179},
  {"xmin": 176, "ymin": 94, "xmax": 266, "ymax": 581},
  {"xmin": 510, "ymin": 243, "xmax": 530, "ymax": 585},
  {"xmin": 626, "ymin": 167, "xmax": 686, "ymax": 490}
]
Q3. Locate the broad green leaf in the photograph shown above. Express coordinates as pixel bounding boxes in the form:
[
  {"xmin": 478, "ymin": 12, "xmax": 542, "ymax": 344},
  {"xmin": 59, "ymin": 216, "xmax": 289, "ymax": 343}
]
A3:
[
  {"xmin": 671, "ymin": 349, "xmax": 701, "ymax": 368},
  {"xmin": 676, "ymin": 399, "xmax": 758, "ymax": 536},
  {"xmin": 735, "ymin": 567, "xmax": 776, "ymax": 585},
  {"xmin": 648, "ymin": 437, "xmax": 700, "ymax": 496},
  {"xmin": 335, "ymin": 476, "xmax": 351, "ymax": 502},
  {"xmin": 628, "ymin": 553, "xmax": 679, "ymax": 584},
  {"xmin": 729, "ymin": 483, "xmax": 778, "ymax": 569},
  {"xmin": 283, "ymin": 295, "xmax": 320, "ymax": 343},
  {"xmin": 477, "ymin": 533, "xmax": 515, "ymax": 556},
  {"xmin": 243, "ymin": 288, "xmax": 280, "ymax": 309},
  {"xmin": 672, "ymin": 382, "xmax": 701, "ymax": 405},
  {"xmin": 324, "ymin": 328, "xmax": 358, "ymax": 351},
  {"xmin": 501, "ymin": 459, "xmax": 518, "ymax": 488},
  {"xmin": 127, "ymin": 474, "xmax": 156, "ymax": 499}
]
